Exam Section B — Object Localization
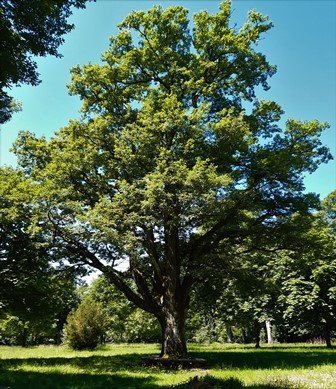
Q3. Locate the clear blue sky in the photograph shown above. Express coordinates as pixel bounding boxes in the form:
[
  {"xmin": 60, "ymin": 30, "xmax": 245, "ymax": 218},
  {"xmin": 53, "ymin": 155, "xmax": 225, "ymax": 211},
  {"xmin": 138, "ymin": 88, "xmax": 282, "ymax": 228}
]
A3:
[{"xmin": 0, "ymin": 0, "xmax": 335, "ymax": 198}]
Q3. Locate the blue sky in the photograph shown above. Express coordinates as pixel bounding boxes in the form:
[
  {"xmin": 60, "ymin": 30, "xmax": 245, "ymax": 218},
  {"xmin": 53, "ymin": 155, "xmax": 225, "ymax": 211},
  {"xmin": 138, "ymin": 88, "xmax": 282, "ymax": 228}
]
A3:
[{"xmin": 0, "ymin": 0, "xmax": 335, "ymax": 198}]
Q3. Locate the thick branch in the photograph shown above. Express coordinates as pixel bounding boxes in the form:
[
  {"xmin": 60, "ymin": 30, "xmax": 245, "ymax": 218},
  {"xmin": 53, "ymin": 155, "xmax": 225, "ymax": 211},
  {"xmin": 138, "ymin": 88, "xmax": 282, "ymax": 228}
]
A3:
[
  {"xmin": 47, "ymin": 213, "xmax": 158, "ymax": 314},
  {"xmin": 188, "ymin": 203, "xmax": 242, "ymax": 261},
  {"xmin": 131, "ymin": 267, "xmax": 162, "ymax": 314},
  {"xmin": 141, "ymin": 226, "xmax": 166, "ymax": 298}
]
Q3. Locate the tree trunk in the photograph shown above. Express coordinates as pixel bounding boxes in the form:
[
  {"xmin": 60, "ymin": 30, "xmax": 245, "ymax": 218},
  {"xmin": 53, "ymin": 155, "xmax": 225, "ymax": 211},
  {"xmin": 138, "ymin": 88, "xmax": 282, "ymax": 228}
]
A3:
[
  {"xmin": 265, "ymin": 320, "xmax": 273, "ymax": 344},
  {"xmin": 241, "ymin": 328, "xmax": 248, "ymax": 344},
  {"xmin": 159, "ymin": 306, "xmax": 187, "ymax": 358},
  {"xmin": 19, "ymin": 326, "xmax": 28, "ymax": 347},
  {"xmin": 325, "ymin": 321, "xmax": 332, "ymax": 348},
  {"xmin": 226, "ymin": 325, "xmax": 233, "ymax": 343},
  {"xmin": 253, "ymin": 321, "xmax": 262, "ymax": 348}
]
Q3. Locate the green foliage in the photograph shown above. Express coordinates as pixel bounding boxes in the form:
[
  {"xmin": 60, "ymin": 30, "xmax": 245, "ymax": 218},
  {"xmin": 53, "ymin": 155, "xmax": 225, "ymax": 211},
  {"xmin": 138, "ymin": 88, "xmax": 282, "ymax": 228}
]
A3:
[
  {"xmin": 0, "ymin": 314, "xmax": 55, "ymax": 346},
  {"xmin": 187, "ymin": 194, "xmax": 336, "ymax": 346},
  {"xmin": 87, "ymin": 276, "xmax": 160, "ymax": 343},
  {"xmin": 0, "ymin": 167, "xmax": 46, "ymax": 312},
  {"xmin": 274, "ymin": 205, "xmax": 336, "ymax": 344},
  {"xmin": 323, "ymin": 190, "xmax": 336, "ymax": 232},
  {"xmin": 86, "ymin": 277, "xmax": 132, "ymax": 342},
  {"xmin": 123, "ymin": 310, "xmax": 160, "ymax": 343},
  {"xmin": 0, "ymin": 0, "xmax": 89, "ymax": 123},
  {"xmin": 0, "ymin": 269, "xmax": 79, "ymax": 346},
  {"xmin": 65, "ymin": 298, "xmax": 107, "ymax": 350},
  {"xmin": 8, "ymin": 2, "xmax": 332, "ymax": 356},
  {"xmin": 186, "ymin": 309, "xmax": 228, "ymax": 343},
  {"xmin": 0, "ymin": 167, "xmax": 80, "ymax": 346},
  {"xmin": 0, "ymin": 316, "xmax": 28, "ymax": 346}
]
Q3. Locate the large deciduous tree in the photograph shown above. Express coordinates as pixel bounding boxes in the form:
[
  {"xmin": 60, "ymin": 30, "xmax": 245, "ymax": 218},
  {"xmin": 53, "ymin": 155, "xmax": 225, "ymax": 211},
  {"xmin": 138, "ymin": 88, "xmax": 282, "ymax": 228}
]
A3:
[
  {"xmin": 0, "ymin": 0, "xmax": 89, "ymax": 123},
  {"xmin": 12, "ymin": 2, "xmax": 331, "ymax": 357}
]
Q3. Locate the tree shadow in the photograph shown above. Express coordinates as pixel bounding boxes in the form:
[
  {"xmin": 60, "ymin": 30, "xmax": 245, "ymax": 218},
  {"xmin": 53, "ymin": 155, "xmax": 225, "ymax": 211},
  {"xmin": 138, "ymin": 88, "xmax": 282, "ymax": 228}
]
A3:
[
  {"xmin": 1, "ymin": 347, "xmax": 335, "ymax": 388},
  {"xmin": 188, "ymin": 348, "xmax": 336, "ymax": 369},
  {"xmin": 172, "ymin": 376, "xmax": 297, "ymax": 389},
  {"xmin": 0, "ymin": 370, "xmax": 301, "ymax": 389},
  {"xmin": 0, "ymin": 369, "xmax": 157, "ymax": 389},
  {"xmin": 191, "ymin": 344, "xmax": 331, "ymax": 351},
  {"xmin": 0, "ymin": 353, "xmax": 143, "ymax": 372},
  {"xmin": 0, "ymin": 354, "xmax": 154, "ymax": 388}
]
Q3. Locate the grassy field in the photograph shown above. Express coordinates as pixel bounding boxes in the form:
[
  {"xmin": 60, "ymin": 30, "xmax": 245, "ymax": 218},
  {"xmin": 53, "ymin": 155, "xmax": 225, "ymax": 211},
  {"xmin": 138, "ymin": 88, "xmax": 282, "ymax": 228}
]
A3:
[{"xmin": 1, "ymin": 343, "xmax": 336, "ymax": 388}]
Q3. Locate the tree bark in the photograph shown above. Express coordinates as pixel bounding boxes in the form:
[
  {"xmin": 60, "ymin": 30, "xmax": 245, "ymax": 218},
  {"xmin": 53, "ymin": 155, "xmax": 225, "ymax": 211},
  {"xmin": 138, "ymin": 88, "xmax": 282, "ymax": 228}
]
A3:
[
  {"xmin": 325, "ymin": 321, "xmax": 332, "ymax": 348},
  {"xmin": 253, "ymin": 321, "xmax": 262, "ymax": 348},
  {"xmin": 241, "ymin": 328, "xmax": 248, "ymax": 344},
  {"xmin": 265, "ymin": 320, "xmax": 273, "ymax": 344},
  {"xmin": 226, "ymin": 325, "xmax": 233, "ymax": 343},
  {"xmin": 159, "ymin": 304, "xmax": 187, "ymax": 358},
  {"xmin": 19, "ymin": 326, "xmax": 28, "ymax": 347}
]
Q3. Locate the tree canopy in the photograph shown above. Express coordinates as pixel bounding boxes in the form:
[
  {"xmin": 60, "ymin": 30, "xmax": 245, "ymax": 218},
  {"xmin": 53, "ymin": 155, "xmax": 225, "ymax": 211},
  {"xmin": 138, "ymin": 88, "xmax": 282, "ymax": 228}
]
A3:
[
  {"xmin": 0, "ymin": 0, "xmax": 89, "ymax": 124},
  {"xmin": 0, "ymin": 167, "xmax": 80, "ymax": 346},
  {"xmin": 10, "ymin": 1, "xmax": 332, "ymax": 357}
]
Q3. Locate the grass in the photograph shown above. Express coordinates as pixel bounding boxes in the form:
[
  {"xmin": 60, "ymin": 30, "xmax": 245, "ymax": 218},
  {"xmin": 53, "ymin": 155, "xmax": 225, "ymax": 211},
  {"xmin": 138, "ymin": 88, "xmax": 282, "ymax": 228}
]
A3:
[{"xmin": 1, "ymin": 343, "xmax": 336, "ymax": 388}]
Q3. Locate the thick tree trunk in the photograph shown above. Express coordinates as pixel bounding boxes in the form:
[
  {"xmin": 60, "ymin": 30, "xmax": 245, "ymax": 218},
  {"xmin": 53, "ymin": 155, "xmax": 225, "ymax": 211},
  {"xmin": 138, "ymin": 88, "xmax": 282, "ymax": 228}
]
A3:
[{"xmin": 159, "ymin": 305, "xmax": 187, "ymax": 358}]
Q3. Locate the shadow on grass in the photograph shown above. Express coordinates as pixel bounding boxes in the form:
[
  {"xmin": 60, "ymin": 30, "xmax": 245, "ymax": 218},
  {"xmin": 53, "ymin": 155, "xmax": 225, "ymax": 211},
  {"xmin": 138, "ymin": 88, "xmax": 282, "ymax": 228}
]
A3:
[
  {"xmin": 0, "ymin": 353, "xmax": 142, "ymax": 372},
  {"xmin": 192, "ymin": 344, "xmax": 331, "ymax": 351},
  {"xmin": 1, "ymin": 347, "xmax": 335, "ymax": 388},
  {"xmin": 0, "ymin": 371, "xmax": 299, "ymax": 389},
  {"xmin": 0, "ymin": 369, "xmax": 157, "ymax": 389},
  {"xmin": 172, "ymin": 376, "xmax": 297, "ymax": 389},
  {"xmin": 188, "ymin": 348, "xmax": 336, "ymax": 369},
  {"xmin": 0, "ymin": 354, "xmax": 155, "ymax": 388}
]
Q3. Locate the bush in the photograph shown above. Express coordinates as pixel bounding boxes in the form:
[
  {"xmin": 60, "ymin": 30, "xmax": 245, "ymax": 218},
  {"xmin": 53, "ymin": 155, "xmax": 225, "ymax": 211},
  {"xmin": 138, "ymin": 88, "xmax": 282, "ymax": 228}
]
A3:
[{"xmin": 64, "ymin": 298, "xmax": 107, "ymax": 350}]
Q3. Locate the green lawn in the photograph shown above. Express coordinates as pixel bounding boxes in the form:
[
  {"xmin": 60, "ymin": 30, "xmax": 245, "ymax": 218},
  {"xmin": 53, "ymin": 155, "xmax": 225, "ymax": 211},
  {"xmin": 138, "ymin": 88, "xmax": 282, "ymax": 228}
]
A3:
[{"xmin": 1, "ymin": 343, "xmax": 336, "ymax": 388}]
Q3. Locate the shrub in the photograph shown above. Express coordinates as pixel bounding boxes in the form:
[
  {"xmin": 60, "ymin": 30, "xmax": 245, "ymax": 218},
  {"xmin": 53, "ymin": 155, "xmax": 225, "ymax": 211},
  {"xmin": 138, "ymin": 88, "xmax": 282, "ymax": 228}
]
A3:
[{"xmin": 64, "ymin": 298, "xmax": 107, "ymax": 350}]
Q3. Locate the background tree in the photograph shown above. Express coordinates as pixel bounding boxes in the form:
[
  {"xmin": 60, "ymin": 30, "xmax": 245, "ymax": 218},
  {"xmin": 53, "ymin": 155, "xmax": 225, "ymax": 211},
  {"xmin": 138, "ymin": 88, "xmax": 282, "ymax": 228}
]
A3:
[
  {"xmin": 0, "ymin": 0, "xmax": 90, "ymax": 123},
  {"xmin": 0, "ymin": 272, "xmax": 78, "ymax": 346},
  {"xmin": 189, "ymin": 241, "xmax": 279, "ymax": 347},
  {"xmin": 275, "ymin": 194, "xmax": 336, "ymax": 348},
  {"xmin": 87, "ymin": 276, "xmax": 160, "ymax": 343},
  {"xmin": 12, "ymin": 2, "xmax": 331, "ymax": 358},
  {"xmin": 215, "ymin": 255, "xmax": 277, "ymax": 348},
  {"xmin": 87, "ymin": 277, "xmax": 133, "ymax": 343},
  {"xmin": 0, "ymin": 167, "xmax": 79, "ymax": 346},
  {"xmin": 323, "ymin": 190, "xmax": 336, "ymax": 232},
  {"xmin": 0, "ymin": 167, "xmax": 46, "ymax": 312}
]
